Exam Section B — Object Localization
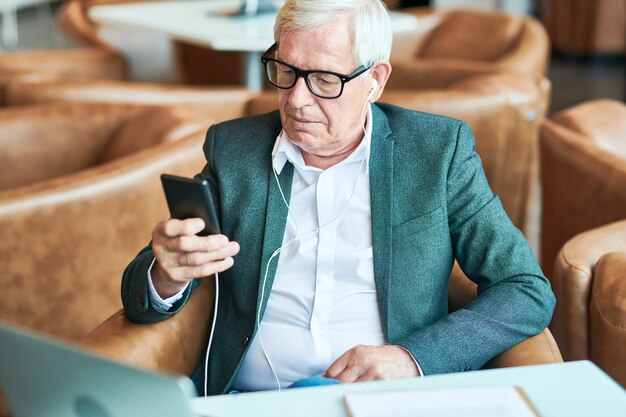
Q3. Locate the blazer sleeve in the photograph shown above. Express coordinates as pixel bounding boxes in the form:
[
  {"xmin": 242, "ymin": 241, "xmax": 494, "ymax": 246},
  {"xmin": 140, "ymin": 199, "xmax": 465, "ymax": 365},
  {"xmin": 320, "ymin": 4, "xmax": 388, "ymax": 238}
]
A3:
[
  {"xmin": 120, "ymin": 244, "xmax": 196, "ymax": 324},
  {"xmin": 119, "ymin": 123, "xmax": 222, "ymax": 324},
  {"xmin": 396, "ymin": 122, "xmax": 556, "ymax": 375}
]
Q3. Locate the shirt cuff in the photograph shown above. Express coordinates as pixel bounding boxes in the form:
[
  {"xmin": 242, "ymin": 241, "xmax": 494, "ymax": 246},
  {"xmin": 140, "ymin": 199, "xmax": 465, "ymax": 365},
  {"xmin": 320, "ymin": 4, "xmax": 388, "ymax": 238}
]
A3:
[
  {"xmin": 396, "ymin": 344, "xmax": 424, "ymax": 377},
  {"xmin": 147, "ymin": 257, "xmax": 188, "ymax": 312}
]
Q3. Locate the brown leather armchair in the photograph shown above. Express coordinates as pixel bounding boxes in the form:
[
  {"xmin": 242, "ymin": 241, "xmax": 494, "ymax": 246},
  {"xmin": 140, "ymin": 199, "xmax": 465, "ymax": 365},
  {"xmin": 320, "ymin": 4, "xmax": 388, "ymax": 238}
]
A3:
[
  {"xmin": 540, "ymin": 99, "xmax": 626, "ymax": 271},
  {"xmin": 0, "ymin": 103, "xmax": 210, "ymax": 341},
  {"xmin": 81, "ymin": 264, "xmax": 562, "ymax": 383},
  {"xmin": 389, "ymin": 7, "xmax": 550, "ymax": 87},
  {"xmin": 550, "ymin": 220, "xmax": 626, "ymax": 387}
]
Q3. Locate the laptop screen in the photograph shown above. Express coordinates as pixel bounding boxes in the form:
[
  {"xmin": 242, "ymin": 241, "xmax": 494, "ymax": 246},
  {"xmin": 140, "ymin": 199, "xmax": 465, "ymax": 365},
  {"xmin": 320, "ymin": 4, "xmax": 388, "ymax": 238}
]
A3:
[{"xmin": 0, "ymin": 322, "xmax": 198, "ymax": 417}]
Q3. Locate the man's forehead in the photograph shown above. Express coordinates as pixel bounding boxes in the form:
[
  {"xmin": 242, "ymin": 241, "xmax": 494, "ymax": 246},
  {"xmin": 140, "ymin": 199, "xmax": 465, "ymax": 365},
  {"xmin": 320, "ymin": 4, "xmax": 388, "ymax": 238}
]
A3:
[{"xmin": 276, "ymin": 25, "xmax": 356, "ymax": 70}]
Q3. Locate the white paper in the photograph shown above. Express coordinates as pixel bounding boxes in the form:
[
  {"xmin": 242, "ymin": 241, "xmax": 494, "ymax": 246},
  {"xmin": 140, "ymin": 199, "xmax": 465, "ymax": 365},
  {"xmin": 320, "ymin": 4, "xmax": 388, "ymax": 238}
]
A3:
[{"xmin": 344, "ymin": 385, "xmax": 539, "ymax": 417}]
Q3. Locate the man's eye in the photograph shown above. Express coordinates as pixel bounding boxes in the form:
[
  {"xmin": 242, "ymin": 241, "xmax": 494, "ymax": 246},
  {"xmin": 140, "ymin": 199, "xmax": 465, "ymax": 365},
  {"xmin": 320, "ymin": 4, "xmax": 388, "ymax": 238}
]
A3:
[{"xmin": 312, "ymin": 74, "xmax": 338, "ymax": 85}]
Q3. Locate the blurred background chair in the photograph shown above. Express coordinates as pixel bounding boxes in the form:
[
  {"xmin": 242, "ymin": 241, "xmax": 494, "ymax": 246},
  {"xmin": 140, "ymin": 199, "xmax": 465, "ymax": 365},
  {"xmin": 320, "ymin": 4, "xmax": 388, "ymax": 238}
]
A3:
[
  {"xmin": 0, "ymin": 46, "xmax": 126, "ymax": 105},
  {"xmin": 540, "ymin": 99, "xmax": 626, "ymax": 271},
  {"xmin": 0, "ymin": 102, "xmax": 209, "ymax": 342},
  {"xmin": 550, "ymin": 220, "xmax": 626, "ymax": 387},
  {"xmin": 541, "ymin": 0, "xmax": 626, "ymax": 55},
  {"xmin": 389, "ymin": 6, "xmax": 550, "ymax": 87},
  {"xmin": 5, "ymin": 79, "xmax": 258, "ymax": 121}
]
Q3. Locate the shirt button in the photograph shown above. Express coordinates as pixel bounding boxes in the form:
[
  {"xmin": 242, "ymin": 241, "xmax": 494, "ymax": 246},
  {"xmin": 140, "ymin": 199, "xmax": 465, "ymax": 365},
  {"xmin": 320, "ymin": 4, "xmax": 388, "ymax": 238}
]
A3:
[{"xmin": 242, "ymin": 336, "xmax": 250, "ymax": 346}]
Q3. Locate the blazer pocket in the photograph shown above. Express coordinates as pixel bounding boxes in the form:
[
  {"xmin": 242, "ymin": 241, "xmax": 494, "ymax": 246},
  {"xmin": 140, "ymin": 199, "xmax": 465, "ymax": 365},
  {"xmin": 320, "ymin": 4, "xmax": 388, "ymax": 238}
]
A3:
[{"xmin": 393, "ymin": 206, "xmax": 446, "ymax": 242}]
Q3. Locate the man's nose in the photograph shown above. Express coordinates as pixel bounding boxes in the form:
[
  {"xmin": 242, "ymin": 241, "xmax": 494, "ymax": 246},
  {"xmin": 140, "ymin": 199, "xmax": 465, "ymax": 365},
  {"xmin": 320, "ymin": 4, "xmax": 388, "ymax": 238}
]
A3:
[{"xmin": 287, "ymin": 76, "xmax": 315, "ymax": 107}]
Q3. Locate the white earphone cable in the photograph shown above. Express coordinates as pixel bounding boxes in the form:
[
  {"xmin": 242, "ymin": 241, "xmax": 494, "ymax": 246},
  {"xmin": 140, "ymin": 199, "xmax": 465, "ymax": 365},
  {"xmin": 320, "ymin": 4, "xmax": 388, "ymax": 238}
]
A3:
[{"xmin": 204, "ymin": 272, "xmax": 220, "ymax": 396}]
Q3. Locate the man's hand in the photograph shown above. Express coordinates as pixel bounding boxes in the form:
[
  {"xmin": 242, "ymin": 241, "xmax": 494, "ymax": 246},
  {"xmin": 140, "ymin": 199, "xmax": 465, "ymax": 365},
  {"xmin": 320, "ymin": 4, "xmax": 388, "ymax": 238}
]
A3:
[
  {"xmin": 151, "ymin": 218, "xmax": 240, "ymax": 298},
  {"xmin": 324, "ymin": 345, "xmax": 419, "ymax": 383}
]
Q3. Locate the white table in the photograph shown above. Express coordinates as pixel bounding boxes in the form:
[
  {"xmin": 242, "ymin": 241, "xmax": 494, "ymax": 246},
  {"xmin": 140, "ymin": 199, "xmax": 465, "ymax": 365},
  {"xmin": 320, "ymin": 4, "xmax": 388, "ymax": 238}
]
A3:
[
  {"xmin": 89, "ymin": 0, "xmax": 419, "ymax": 90},
  {"xmin": 191, "ymin": 361, "xmax": 626, "ymax": 417}
]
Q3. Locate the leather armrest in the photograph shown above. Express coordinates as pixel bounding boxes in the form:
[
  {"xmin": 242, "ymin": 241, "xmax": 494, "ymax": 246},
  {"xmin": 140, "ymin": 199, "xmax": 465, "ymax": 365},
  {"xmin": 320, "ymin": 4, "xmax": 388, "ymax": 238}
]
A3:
[
  {"xmin": 483, "ymin": 327, "xmax": 563, "ymax": 368},
  {"xmin": 82, "ymin": 279, "xmax": 215, "ymax": 376},
  {"xmin": 590, "ymin": 252, "xmax": 626, "ymax": 387},
  {"xmin": 497, "ymin": 18, "xmax": 550, "ymax": 76},
  {"xmin": 449, "ymin": 263, "xmax": 564, "ymax": 368}
]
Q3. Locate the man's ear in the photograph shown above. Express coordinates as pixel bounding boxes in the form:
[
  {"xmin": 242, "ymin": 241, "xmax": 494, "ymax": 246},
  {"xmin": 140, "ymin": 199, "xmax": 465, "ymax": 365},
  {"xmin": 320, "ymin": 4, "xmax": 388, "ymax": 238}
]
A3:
[{"xmin": 368, "ymin": 61, "xmax": 392, "ymax": 102}]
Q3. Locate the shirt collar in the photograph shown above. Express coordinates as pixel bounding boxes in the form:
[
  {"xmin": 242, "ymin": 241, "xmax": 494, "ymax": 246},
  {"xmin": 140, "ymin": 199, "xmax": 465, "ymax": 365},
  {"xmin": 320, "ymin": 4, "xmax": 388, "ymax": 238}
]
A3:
[{"xmin": 272, "ymin": 104, "xmax": 373, "ymax": 174}]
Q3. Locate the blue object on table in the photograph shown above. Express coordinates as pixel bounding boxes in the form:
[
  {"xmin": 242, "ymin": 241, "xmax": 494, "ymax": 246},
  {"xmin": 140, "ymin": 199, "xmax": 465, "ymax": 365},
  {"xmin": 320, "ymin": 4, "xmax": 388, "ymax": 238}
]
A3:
[{"xmin": 289, "ymin": 374, "xmax": 342, "ymax": 389}]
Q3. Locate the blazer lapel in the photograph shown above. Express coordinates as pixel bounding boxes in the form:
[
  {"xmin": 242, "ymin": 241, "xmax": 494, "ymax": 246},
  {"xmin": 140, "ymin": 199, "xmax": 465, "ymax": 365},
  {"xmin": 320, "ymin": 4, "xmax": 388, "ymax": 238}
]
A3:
[
  {"xmin": 369, "ymin": 104, "xmax": 394, "ymax": 338},
  {"xmin": 255, "ymin": 161, "xmax": 294, "ymax": 320}
]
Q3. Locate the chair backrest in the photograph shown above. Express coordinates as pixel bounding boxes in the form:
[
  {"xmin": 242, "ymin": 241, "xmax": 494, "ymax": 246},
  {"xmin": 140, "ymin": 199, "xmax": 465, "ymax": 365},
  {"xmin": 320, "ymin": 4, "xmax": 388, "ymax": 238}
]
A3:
[
  {"xmin": 393, "ymin": 7, "xmax": 549, "ymax": 77},
  {"xmin": 0, "ymin": 49, "xmax": 126, "ymax": 109},
  {"xmin": 6, "ymin": 80, "xmax": 257, "ymax": 122},
  {"xmin": 540, "ymin": 99, "xmax": 626, "ymax": 270},
  {"xmin": 551, "ymin": 219, "xmax": 626, "ymax": 387},
  {"xmin": 0, "ymin": 103, "xmax": 203, "ymax": 191},
  {"xmin": 420, "ymin": 10, "xmax": 524, "ymax": 62}
]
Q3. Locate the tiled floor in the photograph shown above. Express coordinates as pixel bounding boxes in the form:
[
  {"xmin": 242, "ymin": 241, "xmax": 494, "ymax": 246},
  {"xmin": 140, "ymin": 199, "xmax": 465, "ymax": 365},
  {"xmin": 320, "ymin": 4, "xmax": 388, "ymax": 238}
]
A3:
[{"xmin": 4, "ymin": 4, "xmax": 626, "ymax": 257}]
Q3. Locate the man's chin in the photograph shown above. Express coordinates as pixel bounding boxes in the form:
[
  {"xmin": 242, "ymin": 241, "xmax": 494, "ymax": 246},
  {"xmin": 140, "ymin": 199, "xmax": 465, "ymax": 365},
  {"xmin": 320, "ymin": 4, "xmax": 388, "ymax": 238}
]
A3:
[{"xmin": 283, "ymin": 128, "xmax": 319, "ymax": 145}]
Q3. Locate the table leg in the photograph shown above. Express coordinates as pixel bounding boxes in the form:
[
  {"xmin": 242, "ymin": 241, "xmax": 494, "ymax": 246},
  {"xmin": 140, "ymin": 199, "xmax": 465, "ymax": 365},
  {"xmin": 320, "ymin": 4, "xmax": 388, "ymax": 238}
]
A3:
[
  {"xmin": 245, "ymin": 50, "xmax": 263, "ymax": 91},
  {"xmin": 1, "ymin": 3, "xmax": 19, "ymax": 50}
]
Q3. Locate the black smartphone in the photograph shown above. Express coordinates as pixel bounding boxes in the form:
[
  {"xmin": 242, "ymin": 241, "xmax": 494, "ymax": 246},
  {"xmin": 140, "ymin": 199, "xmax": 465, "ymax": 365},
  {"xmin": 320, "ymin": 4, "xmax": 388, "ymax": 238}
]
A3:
[{"xmin": 160, "ymin": 174, "xmax": 221, "ymax": 236}]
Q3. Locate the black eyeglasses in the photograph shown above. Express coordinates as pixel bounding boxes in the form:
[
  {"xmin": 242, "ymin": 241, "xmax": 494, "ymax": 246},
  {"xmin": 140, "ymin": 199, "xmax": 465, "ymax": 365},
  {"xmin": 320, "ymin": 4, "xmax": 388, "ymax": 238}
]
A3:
[{"xmin": 261, "ymin": 42, "xmax": 371, "ymax": 99}]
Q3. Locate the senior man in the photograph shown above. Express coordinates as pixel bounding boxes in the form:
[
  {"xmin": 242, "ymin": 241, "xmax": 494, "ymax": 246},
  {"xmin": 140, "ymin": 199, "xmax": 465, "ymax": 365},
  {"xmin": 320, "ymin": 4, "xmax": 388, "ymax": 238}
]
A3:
[{"xmin": 121, "ymin": 0, "xmax": 555, "ymax": 395}]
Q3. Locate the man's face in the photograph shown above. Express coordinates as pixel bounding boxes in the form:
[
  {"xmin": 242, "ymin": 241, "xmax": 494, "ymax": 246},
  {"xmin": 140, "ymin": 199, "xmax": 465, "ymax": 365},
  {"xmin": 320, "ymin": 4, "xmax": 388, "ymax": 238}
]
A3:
[{"xmin": 276, "ymin": 16, "xmax": 374, "ymax": 166}]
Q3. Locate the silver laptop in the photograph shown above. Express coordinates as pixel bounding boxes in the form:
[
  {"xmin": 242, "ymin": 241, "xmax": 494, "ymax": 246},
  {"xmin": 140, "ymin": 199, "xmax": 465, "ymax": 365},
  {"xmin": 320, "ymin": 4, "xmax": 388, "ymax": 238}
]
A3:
[{"xmin": 0, "ymin": 322, "xmax": 198, "ymax": 417}]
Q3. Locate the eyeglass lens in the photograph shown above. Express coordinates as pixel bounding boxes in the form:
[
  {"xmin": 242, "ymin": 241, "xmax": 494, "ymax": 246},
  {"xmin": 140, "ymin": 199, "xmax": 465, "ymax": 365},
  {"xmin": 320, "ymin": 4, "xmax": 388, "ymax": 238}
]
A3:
[{"xmin": 266, "ymin": 61, "xmax": 343, "ymax": 98}]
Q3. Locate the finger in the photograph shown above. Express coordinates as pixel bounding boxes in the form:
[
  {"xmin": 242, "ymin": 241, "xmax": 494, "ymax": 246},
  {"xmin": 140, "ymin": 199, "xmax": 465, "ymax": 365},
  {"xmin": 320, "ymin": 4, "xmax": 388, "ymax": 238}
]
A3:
[
  {"xmin": 324, "ymin": 352, "xmax": 350, "ymax": 379},
  {"xmin": 176, "ymin": 242, "xmax": 240, "ymax": 267},
  {"xmin": 326, "ymin": 351, "xmax": 366, "ymax": 383},
  {"xmin": 166, "ymin": 233, "xmax": 232, "ymax": 253},
  {"xmin": 157, "ymin": 218, "xmax": 206, "ymax": 238},
  {"xmin": 169, "ymin": 256, "xmax": 235, "ymax": 281}
]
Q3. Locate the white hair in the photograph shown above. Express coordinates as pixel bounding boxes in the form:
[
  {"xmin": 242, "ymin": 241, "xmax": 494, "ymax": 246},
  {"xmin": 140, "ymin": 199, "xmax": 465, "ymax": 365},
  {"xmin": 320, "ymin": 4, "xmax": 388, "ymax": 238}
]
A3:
[{"xmin": 274, "ymin": 0, "xmax": 392, "ymax": 67}]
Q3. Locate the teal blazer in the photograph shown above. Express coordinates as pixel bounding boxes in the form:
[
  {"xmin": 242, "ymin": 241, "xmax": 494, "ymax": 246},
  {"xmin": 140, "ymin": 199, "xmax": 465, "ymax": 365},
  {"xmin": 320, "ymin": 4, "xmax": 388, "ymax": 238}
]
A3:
[{"xmin": 122, "ymin": 103, "xmax": 555, "ymax": 395}]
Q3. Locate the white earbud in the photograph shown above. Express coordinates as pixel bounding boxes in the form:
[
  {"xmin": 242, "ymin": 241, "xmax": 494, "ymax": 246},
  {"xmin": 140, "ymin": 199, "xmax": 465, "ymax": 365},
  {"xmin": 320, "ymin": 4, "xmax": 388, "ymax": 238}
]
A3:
[{"xmin": 365, "ymin": 79, "xmax": 378, "ymax": 102}]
